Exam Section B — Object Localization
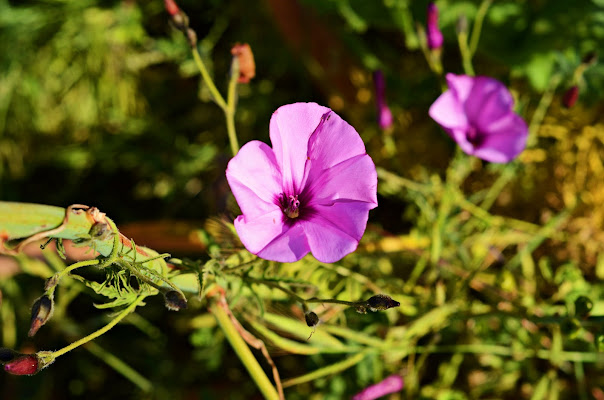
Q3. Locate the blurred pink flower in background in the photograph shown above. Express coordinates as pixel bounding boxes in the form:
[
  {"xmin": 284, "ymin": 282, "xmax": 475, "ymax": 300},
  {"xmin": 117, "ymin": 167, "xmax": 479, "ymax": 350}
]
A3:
[
  {"xmin": 429, "ymin": 73, "xmax": 528, "ymax": 163},
  {"xmin": 426, "ymin": 2, "xmax": 443, "ymax": 50},
  {"xmin": 373, "ymin": 70, "xmax": 393, "ymax": 130},
  {"xmin": 226, "ymin": 103, "xmax": 377, "ymax": 263},
  {"xmin": 352, "ymin": 374, "xmax": 404, "ymax": 400}
]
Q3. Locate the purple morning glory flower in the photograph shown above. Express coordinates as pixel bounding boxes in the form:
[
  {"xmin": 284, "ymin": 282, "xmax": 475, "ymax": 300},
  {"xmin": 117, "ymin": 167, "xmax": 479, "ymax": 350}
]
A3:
[
  {"xmin": 352, "ymin": 374, "xmax": 404, "ymax": 400},
  {"xmin": 426, "ymin": 2, "xmax": 443, "ymax": 50},
  {"xmin": 429, "ymin": 73, "xmax": 528, "ymax": 163},
  {"xmin": 226, "ymin": 103, "xmax": 378, "ymax": 263},
  {"xmin": 373, "ymin": 70, "xmax": 393, "ymax": 130}
]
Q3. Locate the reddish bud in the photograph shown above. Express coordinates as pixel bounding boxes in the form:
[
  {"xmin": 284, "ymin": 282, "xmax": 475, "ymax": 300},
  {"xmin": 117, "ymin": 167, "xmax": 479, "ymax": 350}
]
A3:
[
  {"xmin": 4, "ymin": 354, "xmax": 39, "ymax": 376},
  {"xmin": 562, "ymin": 85, "xmax": 579, "ymax": 108},
  {"xmin": 373, "ymin": 70, "xmax": 393, "ymax": 130},
  {"xmin": 164, "ymin": 0, "xmax": 180, "ymax": 16},
  {"xmin": 29, "ymin": 295, "xmax": 54, "ymax": 337},
  {"xmin": 231, "ymin": 43, "xmax": 256, "ymax": 83}
]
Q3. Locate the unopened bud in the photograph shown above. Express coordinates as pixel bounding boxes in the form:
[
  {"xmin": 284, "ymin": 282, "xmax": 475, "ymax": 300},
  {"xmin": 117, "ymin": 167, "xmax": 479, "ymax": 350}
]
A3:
[
  {"xmin": 164, "ymin": 290, "xmax": 187, "ymax": 311},
  {"xmin": 574, "ymin": 296, "xmax": 593, "ymax": 318},
  {"xmin": 426, "ymin": 3, "xmax": 443, "ymax": 50},
  {"xmin": 4, "ymin": 354, "xmax": 39, "ymax": 376},
  {"xmin": 0, "ymin": 348, "xmax": 18, "ymax": 364},
  {"xmin": 305, "ymin": 311, "xmax": 319, "ymax": 328},
  {"xmin": 29, "ymin": 295, "xmax": 54, "ymax": 337},
  {"xmin": 164, "ymin": 0, "xmax": 179, "ymax": 16},
  {"xmin": 562, "ymin": 85, "xmax": 579, "ymax": 108},
  {"xmin": 366, "ymin": 294, "xmax": 400, "ymax": 312},
  {"xmin": 231, "ymin": 43, "xmax": 256, "ymax": 83}
]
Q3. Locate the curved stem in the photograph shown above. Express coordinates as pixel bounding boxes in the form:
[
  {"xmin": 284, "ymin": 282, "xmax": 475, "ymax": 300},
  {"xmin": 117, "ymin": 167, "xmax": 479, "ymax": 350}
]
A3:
[
  {"xmin": 469, "ymin": 0, "xmax": 492, "ymax": 57},
  {"xmin": 51, "ymin": 295, "xmax": 147, "ymax": 359},
  {"xmin": 191, "ymin": 46, "xmax": 228, "ymax": 111}
]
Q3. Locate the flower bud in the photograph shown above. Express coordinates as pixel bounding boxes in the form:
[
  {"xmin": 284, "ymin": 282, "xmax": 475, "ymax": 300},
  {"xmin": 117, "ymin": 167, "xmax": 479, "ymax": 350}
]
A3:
[
  {"xmin": 373, "ymin": 71, "xmax": 393, "ymax": 130},
  {"xmin": 4, "ymin": 354, "xmax": 39, "ymax": 376},
  {"xmin": 28, "ymin": 295, "xmax": 54, "ymax": 337},
  {"xmin": 574, "ymin": 296, "xmax": 593, "ymax": 318},
  {"xmin": 230, "ymin": 43, "xmax": 256, "ymax": 84},
  {"xmin": 164, "ymin": 290, "xmax": 187, "ymax": 311},
  {"xmin": 366, "ymin": 294, "xmax": 400, "ymax": 312},
  {"xmin": 562, "ymin": 85, "xmax": 579, "ymax": 109},
  {"xmin": 426, "ymin": 3, "xmax": 444, "ymax": 50},
  {"xmin": 305, "ymin": 311, "xmax": 319, "ymax": 328},
  {"xmin": 164, "ymin": 0, "xmax": 179, "ymax": 16}
]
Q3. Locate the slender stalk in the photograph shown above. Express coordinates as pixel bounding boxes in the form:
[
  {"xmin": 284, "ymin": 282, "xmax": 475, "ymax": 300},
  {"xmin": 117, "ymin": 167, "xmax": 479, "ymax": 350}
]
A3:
[
  {"xmin": 211, "ymin": 302, "xmax": 280, "ymax": 400},
  {"xmin": 457, "ymin": 30, "xmax": 475, "ymax": 76},
  {"xmin": 468, "ymin": 0, "xmax": 492, "ymax": 56},
  {"xmin": 51, "ymin": 295, "xmax": 147, "ymax": 359},
  {"xmin": 86, "ymin": 342, "xmax": 153, "ymax": 393},
  {"xmin": 191, "ymin": 46, "xmax": 228, "ymax": 111},
  {"xmin": 226, "ymin": 57, "xmax": 240, "ymax": 156}
]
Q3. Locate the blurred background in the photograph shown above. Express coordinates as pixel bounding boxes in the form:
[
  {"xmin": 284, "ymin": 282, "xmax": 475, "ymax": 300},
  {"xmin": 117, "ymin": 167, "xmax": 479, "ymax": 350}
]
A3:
[{"xmin": 1, "ymin": 0, "xmax": 604, "ymax": 398}]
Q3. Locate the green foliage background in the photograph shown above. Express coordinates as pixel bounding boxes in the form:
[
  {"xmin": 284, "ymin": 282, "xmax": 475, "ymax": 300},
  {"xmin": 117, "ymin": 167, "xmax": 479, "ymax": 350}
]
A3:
[{"xmin": 1, "ymin": 0, "xmax": 604, "ymax": 399}]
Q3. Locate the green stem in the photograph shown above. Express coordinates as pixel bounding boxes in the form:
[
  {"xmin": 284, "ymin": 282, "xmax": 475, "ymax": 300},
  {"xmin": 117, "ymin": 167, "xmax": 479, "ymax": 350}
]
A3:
[
  {"xmin": 226, "ymin": 57, "xmax": 240, "ymax": 156},
  {"xmin": 527, "ymin": 73, "xmax": 562, "ymax": 148},
  {"xmin": 86, "ymin": 342, "xmax": 153, "ymax": 392},
  {"xmin": 191, "ymin": 46, "xmax": 228, "ymax": 111},
  {"xmin": 51, "ymin": 295, "xmax": 147, "ymax": 359},
  {"xmin": 211, "ymin": 302, "xmax": 280, "ymax": 400},
  {"xmin": 468, "ymin": 0, "xmax": 492, "ymax": 57},
  {"xmin": 457, "ymin": 29, "xmax": 475, "ymax": 76}
]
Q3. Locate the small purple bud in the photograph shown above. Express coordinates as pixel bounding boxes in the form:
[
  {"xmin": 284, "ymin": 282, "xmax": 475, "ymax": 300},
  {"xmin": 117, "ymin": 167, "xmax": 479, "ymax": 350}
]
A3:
[
  {"xmin": 373, "ymin": 71, "xmax": 393, "ymax": 130},
  {"xmin": 29, "ymin": 295, "xmax": 54, "ymax": 337},
  {"xmin": 352, "ymin": 375, "xmax": 404, "ymax": 400},
  {"xmin": 562, "ymin": 86, "xmax": 579, "ymax": 108},
  {"xmin": 426, "ymin": 3, "xmax": 444, "ymax": 50},
  {"xmin": 164, "ymin": 290, "xmax": 187, "ymax": 311},
  {"xmin": 366, "ymin": 294, "xmax": 400, "ymax": 312},
  {"xmin": 4, "ymin": 354, "xmax": 39, "ymax": 376}
]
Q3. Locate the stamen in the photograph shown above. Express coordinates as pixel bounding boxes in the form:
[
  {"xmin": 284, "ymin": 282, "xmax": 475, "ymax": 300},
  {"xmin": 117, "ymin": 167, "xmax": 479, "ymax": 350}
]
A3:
[{"xmin": 281, "ymin": 194, "xmax": 300, "ymax": 219}]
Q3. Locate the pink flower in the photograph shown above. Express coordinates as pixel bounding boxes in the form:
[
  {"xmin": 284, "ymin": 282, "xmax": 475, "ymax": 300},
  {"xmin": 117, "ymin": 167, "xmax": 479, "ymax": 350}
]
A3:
[
  {"xmin": 373, "ymin": 71, "xmax": 393, "ymax": 130},
  {"xmin": 426, "ymin": 2, "xmax": 443, "ymax": 50},
  {"xmin": 429, "ymin": 73, "xmax": 528, "ymax": 163},
  {"xmin": 226, "ymin": 103, "xmax": 377, "ymax": 263},
  {"xmin": 352, "ymin": 375, "xmax": 404, "ymax": 400}
]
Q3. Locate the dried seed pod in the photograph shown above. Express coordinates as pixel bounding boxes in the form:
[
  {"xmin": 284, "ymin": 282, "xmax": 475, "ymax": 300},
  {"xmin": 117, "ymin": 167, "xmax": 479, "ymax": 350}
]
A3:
[
  {"xmin": 305, "ymin": 311, "xmax": 319, "ymax": 328},
  {"xmin": 164, "ymin": 290, "xmax": 187, "ymax": 311},
  {"xmin": 366, "ymin": 294, "xmax": 400, "ymax": 312},
  {"xmin": 29, "ymin": 295, "xmax": 54, "ymax": 337}
]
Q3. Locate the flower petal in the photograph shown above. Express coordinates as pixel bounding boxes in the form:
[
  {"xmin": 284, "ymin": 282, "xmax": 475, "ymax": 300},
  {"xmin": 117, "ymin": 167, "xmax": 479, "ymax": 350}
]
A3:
[
  {"xmin": 305, "ymin": 154, "xmax": 378, "ymax": 206},
  {"xmin": 473, "ymin": 113, "xmax": 528, "ymax": 163},
  {"xmin": 301, "ymin": 215, "xmax": 361, "ymax": 263},
  {"xmin": 306, "ymin": 110, "xmax": 367, "ymax": 171},
  {"xmin": 446, "ymin": 73, "xmax": 475, "ymax": 103},
  {"xmin": 226, "ymin": 140, "xmax": 283, "ymax": 218},
  {"xmin": 256, "ymin": 222, "xmax": 310, "ymax": 262},
  {"xmin": 312, "ymin": 201, "xmax": 375, "ymax": 242},
  {"xmin": 464, "ymin": 76, "xmax": 514, "ymax": 131},
  {"xmin": 269, "ymin": 103, "xmax": 330, "ymax": 193},
  {"xmin": 234, "ymin": 209, "xmax": 288, "ymax": 253},
  {"xmin": 429, "ymin": 90, "xmax": 468, "ymax": 131}
]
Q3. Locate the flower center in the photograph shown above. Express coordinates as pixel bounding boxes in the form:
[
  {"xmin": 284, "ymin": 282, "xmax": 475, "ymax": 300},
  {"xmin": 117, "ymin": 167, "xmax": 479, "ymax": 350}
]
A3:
[
  {"xmin": 467, "ymin": 126, "xmax": 484, "ymax": 147},
  {"xmin": 281, "ymin": 194, "xmax": 300, "ymax": 219}
]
